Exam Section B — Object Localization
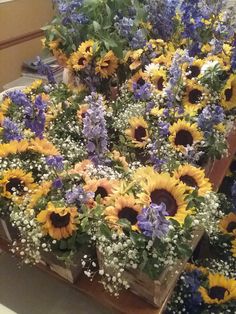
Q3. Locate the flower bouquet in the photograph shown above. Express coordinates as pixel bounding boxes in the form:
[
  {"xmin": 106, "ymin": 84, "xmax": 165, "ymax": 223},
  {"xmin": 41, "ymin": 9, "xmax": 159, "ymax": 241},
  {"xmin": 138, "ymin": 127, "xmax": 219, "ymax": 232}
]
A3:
[{"xmin": 0, "ymin": 0, "xmax": 236, "ymax": 311}]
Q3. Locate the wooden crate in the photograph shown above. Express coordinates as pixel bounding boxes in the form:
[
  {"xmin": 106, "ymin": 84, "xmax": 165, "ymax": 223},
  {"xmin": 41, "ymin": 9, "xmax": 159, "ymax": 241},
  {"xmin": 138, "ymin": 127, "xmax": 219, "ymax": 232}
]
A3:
[
  {"xmin": 40, "ymin": 250, "xmax": 83, "ymax": 284},
  {"xmin": 97, "ymin": 228, "xmax": 204, "ymax": 308},
  {"xmin": 0, "ymin": 216, "xmax": 18, "ymax": 243}
]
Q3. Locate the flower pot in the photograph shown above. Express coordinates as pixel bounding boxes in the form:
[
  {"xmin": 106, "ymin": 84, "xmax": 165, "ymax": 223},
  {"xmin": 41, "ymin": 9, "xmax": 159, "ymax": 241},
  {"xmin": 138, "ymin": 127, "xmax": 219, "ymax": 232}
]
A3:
[{"xmin": 97, "ymin": 227, "xmax": 204, "ymax": 308}]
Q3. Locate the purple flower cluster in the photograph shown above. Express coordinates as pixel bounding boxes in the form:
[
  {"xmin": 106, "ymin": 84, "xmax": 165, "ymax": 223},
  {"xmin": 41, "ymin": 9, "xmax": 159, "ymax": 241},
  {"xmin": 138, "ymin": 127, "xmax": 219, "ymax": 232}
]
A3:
[
  {"xmin": 114, "ymin": 16, "xmax": 134, "ymax": 39},
  {"xmin": 24, "ymin": 95, "xmax": 47, "ymax": 138},
  {"xmin": 133, "ymin": 82, "xmax": 151, "ymax": 101},
  {"xmin": 46, "ymin": 155, "xmax": 64, "ymax": 171},
  {"xmin": 7, "ymin": 90, "xmax": 30, "ymax": 107},
  {"xmin": 183, "ymin": 270, "xmax": 203, "ymax": 311},
  {"xmin": 231, "ymin": 39, "xmax": 236, "ymax": 71},
  {"xmin": 145, "ymin": 0, "xmax": 178, "ymax": 40},
  {"xmin": 137, "ymin": 203, "xmax": 170, "ymax": 240},
  {"xmin": 165, "ymin": 50, "xmax": 193, "ymax": 110},
  {"xmin": 130, "ymin": 29, "xmax": 147, "ymax": 50},
  {"xmin": 2, "ymin": 118, "xmax": 22, "ymax": 141},
  {"xmin": 148, "ymin": 141, "xmax": 165, "ymax": 171},
  {"xmin": 82, "ymin": 93, "xmax": 108, "ymax": 165},
  {"xmin": 198, "ymin": 104, "xmax": 225, "ymax": 135},
  {"xmin": 66, "ymin": 186, "xmax": 94, "ymax": 210},
  {"xmin": 54, "ymin": 0, "xmax": 87, "ymax": 26},
  {"xmin": 36, "ymin": 57, "xmax": 56, "ymax": 84}
]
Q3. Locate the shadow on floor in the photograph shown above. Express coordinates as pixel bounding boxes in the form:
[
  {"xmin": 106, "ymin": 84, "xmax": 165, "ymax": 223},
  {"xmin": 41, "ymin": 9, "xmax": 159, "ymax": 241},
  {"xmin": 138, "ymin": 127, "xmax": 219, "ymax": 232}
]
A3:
[{"xmin": 0, "ymin": 252, "xmax": 110, "ymax": 314}]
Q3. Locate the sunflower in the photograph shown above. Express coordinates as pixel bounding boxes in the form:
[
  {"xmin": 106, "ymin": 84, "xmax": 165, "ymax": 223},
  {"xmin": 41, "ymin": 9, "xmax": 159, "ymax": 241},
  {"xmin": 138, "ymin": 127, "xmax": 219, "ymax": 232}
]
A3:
[
  {"xmin": 231, "ymin": 239, "xmax": 236, "ymax": 257},
  {"xmin": 104, "ymin": 194, "xmax": 141, "ymax": 231},
  {"xmin": 0, "ymin": 169, "xmax": 37, "ymax": 201},
  {"xmin": 77, "ymin": 104, "xmax": 89, "ymax": 123},
  {"xmin": 183, "ymin": 59, "xmax": 204, "ymax": 79},
  {"xmin": 124, "ymin": 49, "xmax": 143, "ymax": 70},
  {"xmin": 95, "ymin": 51, "xmax": 118, "ymax": 79},
  {"xmin": 199, "ymin": 273, "xmax": 236, "ymax": 304},
  {"xmin": 169, "ymin": 120, "xmax": 203, "ymax": 153},
  {"xmin": 125, "ymin": 116, "xmax": 149, "ymax": 148},
  {"xmin": 183, "ymin": 81, "xmax": 207, "ymax": 113},
  {"xmin": 146, "ymin": 66, "xmax": 167, "ymax": 92},
  {"xmin": 128, "ymin": 70, "xmax": 148, "ymax": 91},
  {"xmin": 30, "ymin": 138, "xmax": 59, "ymax": 156},
  {"xmin": 0, "ymin": 140, "xmax": 29, "ymax": 158},
  {"xmin": 152, "ymin": 53, "xmax": 173, "ymax": 68},
  {"xmin": 28, "ymin": 181, "xmax": 52, "ymax": 209},
  {"xmin": 138, "ymin": 172, "xmax": 190, "ymax": 224},
  {"xmin": 68, "ymin": 50, "xmax": 91, "ymax": 72},
  {"xmin": 68, "ymin": 159, "xmax": 92, "ymax": 180},
  {"xmin": 37, "ymin": 202, "xmax": 78, "ymax": 240},
  {"xmin": 23, "ymin": 80, "xmax": 43, "ymax": 94},
  {"xmin": 173, "ymin": 164, "xmax": 212, "ymax": 196},
  {"xmin": 78, "ymin": 40, "xmax": 97, "ymax": 57},
  {"xmin": 221, "ymin": 75, "xmax": 236, "ymax": 110},
  {"xmin": 84, "ymin": 178, "xmax": 117, "ymax": 203},
  {"xmin": 219, "ymin": 212, "xmax": 236, "ymax": 236},
  {"xmin": 0, "ymin": 97, "xmax": 11, "ymax": 114},
  {"xmin": 111, "ymin": 150, "xmax": 129, "ymax": 171},
  {"xmin": 53, "ymin": 49, "xmax": 68, "ymax": 67}
]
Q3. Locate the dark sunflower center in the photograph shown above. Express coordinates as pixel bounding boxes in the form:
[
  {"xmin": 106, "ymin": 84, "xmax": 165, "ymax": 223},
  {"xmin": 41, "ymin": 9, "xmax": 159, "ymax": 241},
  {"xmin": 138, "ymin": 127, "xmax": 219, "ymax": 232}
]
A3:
[
  {"xmin": 50, "ymin": 212, "xmax": 71, "ymax": 228},
  {"xmin": 230, "ymin": 160, "xmax": 236, "ymax": 173},
  {"xmin": 150, "ymin": 189, "xmax": 178, "ymax": 216},
  {"xmin": 6, "ymin": 178, "xmax": 25, "ymax": 195},
  {"xmin": 186, "ymin": 65, "xmax": 200, "ymax": 79},
  {"xmin": 118, "ymin": 207, "xmax": 138, "ymax": 225},
  {"xmin": 208, "ymin": 286, "xmax": 229, "ymax": 300},
  {"xmin": 225, "ymin": 88, "xmax": 233, "ymax": 102},
  {"xmin": 137, "ymin": 78, "xmax": 146, "ymax": 86},
  {"xmin": 188, "ymin": 89, "xmax": 202, "ymax": 104},
  {"xmin": 134, "ymin": 126, "xmax": 147, "ymax": 142},
  {"xmin": 95, "ymin": 186, "xmax": 108, "ymax": 199},
  {"xmin": 175, "ymin": 130, "xmax": 194, "ymax": 146},
  {"xmin": 81, "ymin": 112, "xmax": 86, "ymax": 119},
  {"xmin": 226, "ymin": 221, "xmax": 236, "ymax": 233},
  {"xmin": 157, "ymin": 77, "xmax": 164, "ymax": 91},
  {"xmin": 101, "ymin": 61, "xmax": 110, "ymax": 69},
  {"xmin": 179, "ymin": 175, "xmax": 197, "ymax": 188},
  {"xmin": 85, "ymin": 46, "xmax": 91, "ymax": 52},
  {"xmin": 78, "ymin": 57, "xmax": 86, "ymax": 66}
]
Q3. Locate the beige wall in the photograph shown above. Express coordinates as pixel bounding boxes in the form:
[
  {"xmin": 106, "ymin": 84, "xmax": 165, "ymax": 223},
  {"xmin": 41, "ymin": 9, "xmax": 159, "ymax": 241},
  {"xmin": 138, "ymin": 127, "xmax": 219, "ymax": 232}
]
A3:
[{"xmin": 0, "ymin": 0, "xmax": 54, "ymax": 90}]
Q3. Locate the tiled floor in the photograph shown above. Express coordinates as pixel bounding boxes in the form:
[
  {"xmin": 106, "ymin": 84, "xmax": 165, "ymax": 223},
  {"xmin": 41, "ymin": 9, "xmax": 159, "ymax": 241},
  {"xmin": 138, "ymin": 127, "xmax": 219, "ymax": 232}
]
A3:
[{"xmin": 0, "ymin": 252, "xmax": 110, "ymax": 314}]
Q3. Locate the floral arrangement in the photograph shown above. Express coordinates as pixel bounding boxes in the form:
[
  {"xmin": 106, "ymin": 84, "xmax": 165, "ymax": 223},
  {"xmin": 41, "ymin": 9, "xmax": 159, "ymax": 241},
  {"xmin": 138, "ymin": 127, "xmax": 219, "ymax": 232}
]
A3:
[{"xmin": 0, "ymin": 0, "xmax": 236, "ymax": 312}]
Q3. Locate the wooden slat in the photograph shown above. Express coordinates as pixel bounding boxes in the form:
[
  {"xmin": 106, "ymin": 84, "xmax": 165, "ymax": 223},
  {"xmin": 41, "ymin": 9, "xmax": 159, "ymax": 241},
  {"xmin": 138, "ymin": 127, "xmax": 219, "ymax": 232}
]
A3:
[
  {"xmin": 0, "ymin": 30, "xmax": 43, "ymax": 50},
  {"xmin": 206, "ymin": 124, "xmax": 236, "ymax": 191}
]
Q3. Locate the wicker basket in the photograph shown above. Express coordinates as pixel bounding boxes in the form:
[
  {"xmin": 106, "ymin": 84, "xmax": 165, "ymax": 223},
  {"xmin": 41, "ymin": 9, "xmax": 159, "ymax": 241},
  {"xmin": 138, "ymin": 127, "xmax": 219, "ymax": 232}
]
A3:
[{"xmin": 97, "ymin": 228, "xmax": 204, "ymax": 308}]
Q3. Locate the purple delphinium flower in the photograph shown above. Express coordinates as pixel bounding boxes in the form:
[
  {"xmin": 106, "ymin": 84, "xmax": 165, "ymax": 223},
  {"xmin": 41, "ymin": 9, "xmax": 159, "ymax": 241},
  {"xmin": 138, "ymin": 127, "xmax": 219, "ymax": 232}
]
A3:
[
  {"xmin": 137, "ymin": 203, "xmax": 170, "ymax": 240},
  {"xmin": 53, "ymin": 178, "xmax": 63, "ymax": 189},
  {"xmin": 114, "ymin": 16, "xmax": 134, "ymax": 39},
  {"xmin": 165, "ymin": 50, "xmax": 193, "ymax": 112},
  {"xmin": 198, "ymin": 104, "xmax": 225, "ymax": 135},
  {"xmin": 133, "ymin": 82, "xmax": 151, "ymax": 101},
  {"xmin": 6, "ymin": 90, "xmax": 30, "ymax": 107},
  {"xmin": 36, "ymin": 57, "xmax": 56, "ymax": 84},
  {"xmin": 82, "ymin": 93, "xmax": 108, "ymax": 165},
  {"xmin": 158, "ymin": 121, "xmax": 170, "ymax": 137},
  {"xmin": 46, "ymin": 155, "xmax": 64, "ymax": 171},
  {"xmin": 66, "ymin": 186, "xmax": 94, "ymax": 210},
  {"xmin": 2, "ymin": 118, "xmax": 22, "ymax": 141},
  {"xmin": 183, "ymin": 270, "xmax": 203, "ymax": 311},
  {"xmin": 231, "ymin": 39, "xmax": 236, "ymax": 71},
  {"xmin": 148, "ymin": 141, "xmax": 165, "ymax": 171},
  {"xmin": 24, "ymin": 95, "xmax": 47, "ymax": 138},
  {"xmin": 130, "ymin": 29, "xmax": 147, "ymax": 49},
  {"xmin": 145, "ymin": 0, "xmax": 178, "ymax": 41}
]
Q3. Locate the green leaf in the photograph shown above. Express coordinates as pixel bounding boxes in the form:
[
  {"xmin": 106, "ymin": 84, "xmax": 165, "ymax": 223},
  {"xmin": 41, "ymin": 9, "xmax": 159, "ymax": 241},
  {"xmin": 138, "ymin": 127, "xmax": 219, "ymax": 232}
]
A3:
[
  {"xmin": 100, "ymin": 223, "xmax": 112, "ymax": 239},
  {"xmin": 93, "ymin": 21, "xmax": 101, "ymax": 32}
]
